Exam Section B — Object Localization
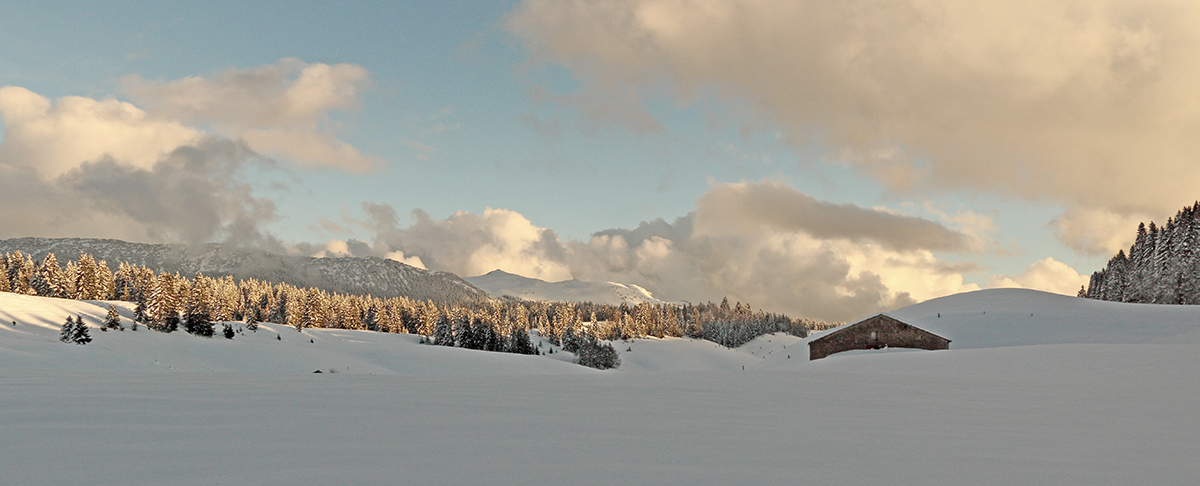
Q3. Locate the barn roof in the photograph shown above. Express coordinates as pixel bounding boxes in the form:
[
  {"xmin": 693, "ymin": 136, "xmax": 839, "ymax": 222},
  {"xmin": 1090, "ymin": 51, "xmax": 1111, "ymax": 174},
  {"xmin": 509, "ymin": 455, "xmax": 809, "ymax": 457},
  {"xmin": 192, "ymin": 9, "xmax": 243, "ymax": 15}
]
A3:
[{"xmin": 808, "ymin": 313, "xmax": 951, "ymax": 344}]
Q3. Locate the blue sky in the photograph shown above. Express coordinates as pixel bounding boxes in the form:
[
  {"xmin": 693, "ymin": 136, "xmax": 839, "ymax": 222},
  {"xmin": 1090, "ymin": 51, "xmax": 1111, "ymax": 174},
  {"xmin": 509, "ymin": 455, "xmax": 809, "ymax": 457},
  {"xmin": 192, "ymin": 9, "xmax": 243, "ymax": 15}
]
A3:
[{"xmin": 4, "ymin": 0, "xmax": 1197, "ymax": 321}]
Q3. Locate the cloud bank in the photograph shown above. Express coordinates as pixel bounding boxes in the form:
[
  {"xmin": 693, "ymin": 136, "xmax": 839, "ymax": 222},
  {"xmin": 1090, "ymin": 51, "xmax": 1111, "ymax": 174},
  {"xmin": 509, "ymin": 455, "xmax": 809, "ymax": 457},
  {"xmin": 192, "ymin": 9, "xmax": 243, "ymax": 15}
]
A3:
[
  {"xmin": 0, "ymin": 59, "xmax": 374, "ymax": 246},
  {"xmin": 338, "ymin": 180, "xmax": 982, "ymax": 321},
  {"xmin": 506, "ymin": 0, "xmax": 1200, "ymax": 255}
]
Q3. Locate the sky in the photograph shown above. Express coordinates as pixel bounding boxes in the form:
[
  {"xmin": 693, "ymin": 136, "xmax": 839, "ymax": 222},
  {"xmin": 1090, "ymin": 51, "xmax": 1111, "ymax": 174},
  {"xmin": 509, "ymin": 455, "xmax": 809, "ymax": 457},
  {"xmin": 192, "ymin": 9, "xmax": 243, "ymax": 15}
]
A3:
[{"xmin": 3, "ymin": 0, "xmax": 1199, "ymax": 322}]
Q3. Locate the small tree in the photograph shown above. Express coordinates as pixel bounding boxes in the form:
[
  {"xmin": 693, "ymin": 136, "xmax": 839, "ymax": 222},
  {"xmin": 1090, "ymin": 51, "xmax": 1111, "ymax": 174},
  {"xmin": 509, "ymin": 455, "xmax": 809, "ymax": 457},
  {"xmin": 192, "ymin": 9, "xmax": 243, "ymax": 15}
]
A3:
[
  {"xmin": 222, "ymin": 323, "xmax": 235, "ymax": 340},
  {"xmin": 104, "ymin": 305, "xmax": 123, "ymax": 331},
  {"xmin": 58, "ymin": 316, "xmax": 75, "ymax": 343},
  {"xmin": 576, "ymin": 338, "xmax": 620, "ymax": 370},
  {"xmin": 60, "ymin": 316, "xmax": 92, "ymax": 345},
  {"xmin": 72, "ymin": 316, "xmax": 92, "ymax": 345}
]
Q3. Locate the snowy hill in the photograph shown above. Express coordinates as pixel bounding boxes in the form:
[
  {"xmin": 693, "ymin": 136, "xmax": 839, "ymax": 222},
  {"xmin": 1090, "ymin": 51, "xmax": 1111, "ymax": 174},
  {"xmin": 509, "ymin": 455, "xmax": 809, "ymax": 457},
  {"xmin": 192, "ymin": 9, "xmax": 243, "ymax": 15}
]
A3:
[
  {"xmin": 882, "ymin": 288, "xmax": 1200, "ymax": 348},
  {"xmin": 0, "ymin": 237, "xmax": 489, "ymax": 304},
  {"xmin": 466, "ymin": 269, "xmax": 672, "ymax": 306},
  {"xmin": 4, "ymin": 289, "xmax": 1200, "ymax": 485}
]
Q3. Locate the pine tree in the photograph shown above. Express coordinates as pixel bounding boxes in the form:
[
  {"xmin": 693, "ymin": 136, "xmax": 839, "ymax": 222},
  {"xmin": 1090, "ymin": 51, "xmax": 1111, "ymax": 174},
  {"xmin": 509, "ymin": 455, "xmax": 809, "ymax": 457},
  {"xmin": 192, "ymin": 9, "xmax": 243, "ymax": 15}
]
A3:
[
  {"xmin": 104, "ymin": 305, "xmax": 123, "ymax": 331},
  {"xmin": 0, "ymin": 254, "xmax": 10, "ymax": 293},
  {"xmin": 576, "ymin": 337, "xmax": 620, "ymax": 369},
  {"xmin": 15, "ymin": 255, "xmax": 35, "ymax": 295},
  {"xmin": 34, "ymin": 253, "xmax": 68, "ymax": 298},
  {"xmin": 223, "ymin": 323, "xmax": 235, "ymax": 339},
  {"xmin": 59, "ymin": 316, "xmax": 75, "ymax": 343},
  {"xmin": 63, "ymin": 316, "xmax": 92, "ymax": 345},
  {"xmin": 184, "ymin": 307, "xmax": 214, "ymax": 337},
  {"xmin": 508, "ymin": 328, "xmax": 536, "ymax": 355},
  {"xmin": 432, "ymin": 313, "xmax": 454, "ymax": 346},
  {"xmin": 134, "ymin": 299, "xmax": 148, "ymax": 324}
]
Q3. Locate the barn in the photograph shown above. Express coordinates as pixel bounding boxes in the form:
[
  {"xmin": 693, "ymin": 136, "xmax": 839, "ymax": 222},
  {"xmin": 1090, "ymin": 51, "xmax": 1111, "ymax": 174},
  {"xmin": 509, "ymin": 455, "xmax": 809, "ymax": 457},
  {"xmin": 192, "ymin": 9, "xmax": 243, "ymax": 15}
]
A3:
[{"xmin": 808, "ymin": 314, "xmax": 950, "ymax": 360}]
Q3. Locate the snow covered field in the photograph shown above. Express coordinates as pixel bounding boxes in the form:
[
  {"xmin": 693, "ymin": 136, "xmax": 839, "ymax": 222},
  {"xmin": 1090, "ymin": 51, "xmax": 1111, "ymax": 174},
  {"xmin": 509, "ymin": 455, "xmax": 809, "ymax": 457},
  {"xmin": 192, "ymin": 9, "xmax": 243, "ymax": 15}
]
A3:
[{"xmin": 3, "ymin": 289, "xmax": 1200, "ymax": 484}]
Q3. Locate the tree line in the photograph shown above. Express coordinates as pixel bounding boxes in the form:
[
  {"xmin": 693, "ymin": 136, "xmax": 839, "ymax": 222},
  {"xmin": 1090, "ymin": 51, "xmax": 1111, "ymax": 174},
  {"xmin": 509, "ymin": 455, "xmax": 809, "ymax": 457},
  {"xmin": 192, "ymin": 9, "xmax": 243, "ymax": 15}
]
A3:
[
  {"xmin": 1083, "ymin": 202, "xmax": 1200, "ymax": 304},
  {"xmin": 1, "ymin": 250, "xmax": 828, "ymax": 368}
]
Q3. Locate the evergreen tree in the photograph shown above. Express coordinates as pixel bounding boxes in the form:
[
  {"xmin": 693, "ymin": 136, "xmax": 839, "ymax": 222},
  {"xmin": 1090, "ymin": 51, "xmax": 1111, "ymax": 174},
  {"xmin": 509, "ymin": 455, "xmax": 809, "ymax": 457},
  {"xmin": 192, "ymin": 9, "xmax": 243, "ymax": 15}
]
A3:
[
  {"xmin": 184, "ymin": 307, "xmax": 214, "ymax": 337},
  {"xmin": 133, "ymin": 299, "xmax": 148, "ymax": 324},
  {"xmin": 59, "ymin": 316, "xmax": 75, "ymax": 343},
  {"xmin": 0, "ymin": 255, "xmax": 10, "ymax": 293},
  {"xmin": 433, "ymin": 314, "xmax": 454, "ymax": 346},
  {"xmin": 104, "ymin": 305, "xmax": 123, "ymax": 331},
  {"xmin": 561, "ymin": 326, "xmax": 582, "ymax": 353},
  {"xmin": 67, "ymin": 316, "xmax": 92, "ymax": 345},
  {"xmin": 161, "ymin": 313, "xmax": 180, "ymax": 333},
  {"xmin": 223, "ymin": 323, "xmax": 235, "ymax": 339},
  {"xmin": 576, "ymin": 337, "xmax": 620, "ymax": 369},
  {"xmin": 508, "ymin": 328, "xmax": 536, "ymax": 355},
  {"xmin": 34, "ymin": 253, "xmax": 68, "ymax": 298}
]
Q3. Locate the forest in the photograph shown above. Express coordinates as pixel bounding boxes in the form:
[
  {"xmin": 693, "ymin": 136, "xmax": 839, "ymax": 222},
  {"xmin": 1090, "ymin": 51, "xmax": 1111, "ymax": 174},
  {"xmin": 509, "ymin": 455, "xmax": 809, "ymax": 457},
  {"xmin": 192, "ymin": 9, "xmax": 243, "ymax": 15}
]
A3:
[
  {"xmin": 1, "ymin": 250, "xmax": 825, "ymax": 368},
  {"xmin": 1083, "ymin": 202, "xmax": 1200, "ymax": 304}
]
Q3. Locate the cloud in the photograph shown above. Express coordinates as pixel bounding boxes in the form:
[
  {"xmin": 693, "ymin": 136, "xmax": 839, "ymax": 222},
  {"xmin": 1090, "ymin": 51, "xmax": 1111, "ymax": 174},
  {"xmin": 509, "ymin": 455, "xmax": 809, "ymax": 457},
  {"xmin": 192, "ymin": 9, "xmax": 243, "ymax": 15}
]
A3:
[
  {"xmin": 0, "ymin": 86, "xmax": 201, "ymax": 178},
  {"xmin": 1051, "ymin": 207, "xmax": 1150, "ymax": 256},
  {"xmin": 0, "ymin": 84, "xmax": 288, "ymax": 246},
  {"xmin": 366, "ymin": 206, "xmax": 574, "ymax": 283},
  {"xmin": 122, "ymin": 58, "xmax": 379, "ymax": 172},
  {"xmin": 506, "ymin": 0, "xmax": 1200, "ymax": 250},
  {"xmin": 987, "ymin": 257, "xmax": 1088, "ymax": 296},
  {"xmin": 347, "ymin": 180, "xmax": 980, "ymax": 321},
  {"xmin": 0, "ymin": 135, "xmax": 283, "ymax": 247},
  {"xmin": 693, "ymin": 179, "xmax": 969, "ymax": 252}
]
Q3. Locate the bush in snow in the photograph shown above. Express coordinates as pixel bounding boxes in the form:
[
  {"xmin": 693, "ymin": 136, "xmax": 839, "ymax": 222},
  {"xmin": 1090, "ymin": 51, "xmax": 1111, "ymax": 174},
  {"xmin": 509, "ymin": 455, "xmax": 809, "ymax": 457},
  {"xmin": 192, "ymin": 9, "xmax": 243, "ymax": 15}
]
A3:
[{"xmin": 575, "ymin": 338, "xmax": 620, "ymax": 370}]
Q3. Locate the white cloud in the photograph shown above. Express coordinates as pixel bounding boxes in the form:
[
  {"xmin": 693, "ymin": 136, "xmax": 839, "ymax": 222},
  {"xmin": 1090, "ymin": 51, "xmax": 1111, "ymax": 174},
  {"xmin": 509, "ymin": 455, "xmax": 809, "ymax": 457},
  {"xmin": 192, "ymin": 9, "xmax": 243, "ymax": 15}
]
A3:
[
  {"xmin": 385, "ymin": 251, "xmax": 426, "ymax": 269},
  {"xmin": 0, "ymin": 86, "xmax": 201, "ymax": 178},
  {"xmin": 988, "ymin": 257, "xmax": 1088, "ymax": 296},
  {"xmin": 507, "ymin": 0, "xmax": 1200, "ymax": 251},
  {"xmin": 1051, "ymin": 207, "xmax": 1148, "ymax": 256},
  {"xmin": 122, "ymin": 58, "xmax": 379, "ymax": 172}
]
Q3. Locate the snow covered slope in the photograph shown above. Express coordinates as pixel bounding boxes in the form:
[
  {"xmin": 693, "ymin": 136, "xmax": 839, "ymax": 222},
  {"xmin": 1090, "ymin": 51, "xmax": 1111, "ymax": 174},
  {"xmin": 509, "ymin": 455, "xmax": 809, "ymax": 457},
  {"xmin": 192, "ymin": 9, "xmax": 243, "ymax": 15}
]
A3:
[
  {"xmin": 5, "ymin": 289, "xmax": 1200, "ymax": 485},
  {"xmin": 879, "ymin": 288, "xmax": 1200, "ymax": 348},
  {"xmin": 466, "ymin": 269, "xmax": 671, "ymax": 306},
  {"xmin": 0, "ymin": 237, "xmax": 489, "ymax": 304},
  {"xmin": 0, "ymin": 292, "xmax": 586, "ymax": 375}
]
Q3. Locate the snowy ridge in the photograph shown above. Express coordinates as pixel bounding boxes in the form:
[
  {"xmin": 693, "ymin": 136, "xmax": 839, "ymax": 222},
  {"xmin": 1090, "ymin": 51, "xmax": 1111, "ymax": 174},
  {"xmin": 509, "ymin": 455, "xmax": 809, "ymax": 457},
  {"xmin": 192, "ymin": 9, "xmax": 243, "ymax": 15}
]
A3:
[
  {"xmin": 466, "ymin": 269, "xmax": 673, "ymax": 306},
  {"xmin": 0, "ymin": 237, "xmax": 489, "ymax": 304}
]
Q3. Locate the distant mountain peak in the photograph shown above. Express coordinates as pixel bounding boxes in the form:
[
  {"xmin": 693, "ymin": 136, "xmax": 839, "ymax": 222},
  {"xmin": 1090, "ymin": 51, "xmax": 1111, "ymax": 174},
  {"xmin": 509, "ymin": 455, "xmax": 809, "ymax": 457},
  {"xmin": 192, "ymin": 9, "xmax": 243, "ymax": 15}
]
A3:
[{"xmin": 466, "ymin": 270, "xmax": 670, "ymax": 306}]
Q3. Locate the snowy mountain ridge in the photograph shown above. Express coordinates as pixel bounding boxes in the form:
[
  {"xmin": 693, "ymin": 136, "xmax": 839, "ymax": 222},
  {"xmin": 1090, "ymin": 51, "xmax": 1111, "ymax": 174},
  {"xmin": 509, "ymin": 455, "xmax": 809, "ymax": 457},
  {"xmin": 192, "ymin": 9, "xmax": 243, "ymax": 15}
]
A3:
[
  {"xmin": 465, "ymin": 269, "xmax": 674, "ymax": 306},
  {"xmin": 0, "ymin": 237, "xmax": 489, "ymax": 304}
]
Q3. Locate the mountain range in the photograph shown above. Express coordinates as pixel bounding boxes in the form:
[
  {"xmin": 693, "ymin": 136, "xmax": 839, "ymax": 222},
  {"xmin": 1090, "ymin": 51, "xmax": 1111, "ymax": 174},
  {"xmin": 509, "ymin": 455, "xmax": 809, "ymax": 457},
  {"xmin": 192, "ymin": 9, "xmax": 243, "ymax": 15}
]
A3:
[
  {"xmin": 0, "ymin": 237, "xmax": 488, "ymax": 304},
  {"xmin": 465, "ymin": 269, "xmax": 673, "ymax": 306}
]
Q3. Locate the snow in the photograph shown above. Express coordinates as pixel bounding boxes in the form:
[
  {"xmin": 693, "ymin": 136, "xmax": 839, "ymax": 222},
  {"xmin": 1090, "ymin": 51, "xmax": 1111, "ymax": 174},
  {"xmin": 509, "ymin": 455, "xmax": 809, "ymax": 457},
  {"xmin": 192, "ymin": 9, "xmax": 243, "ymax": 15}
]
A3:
[
  {"xmin": 466, "ymin": 269, "xmax": 672, "ymax": 306},
  {"xmin": 3, "ymin": 289, "xmax": 1200, "ymax": 484},
  {"xmin": 878, "ymin": 287, "xmax": 1200, "ymax": 348}
]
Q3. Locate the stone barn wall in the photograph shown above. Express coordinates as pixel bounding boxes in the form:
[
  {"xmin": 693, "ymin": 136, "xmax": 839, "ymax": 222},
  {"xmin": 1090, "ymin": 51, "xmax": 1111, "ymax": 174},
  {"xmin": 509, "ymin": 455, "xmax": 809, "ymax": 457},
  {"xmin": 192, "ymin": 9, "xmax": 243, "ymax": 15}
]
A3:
[{"xmin": 808, "ymin": 314, "xmax": 950, "ymax": 360}]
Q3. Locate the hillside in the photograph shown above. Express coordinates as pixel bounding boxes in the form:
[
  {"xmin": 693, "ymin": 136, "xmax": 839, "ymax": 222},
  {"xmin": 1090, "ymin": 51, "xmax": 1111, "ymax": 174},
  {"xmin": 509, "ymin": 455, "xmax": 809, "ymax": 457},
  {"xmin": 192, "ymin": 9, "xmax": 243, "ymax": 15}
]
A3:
[
  {"xmin": 0, "ymin": 237, "xmax": 488, "ymax": 304},
  {"xmin": 3, "ymin": 289, "xmax": 1200, "ymax": 485},
  {"xmin": 466, "ymin": 269, "xmax": 672, "ymax": 306}
]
